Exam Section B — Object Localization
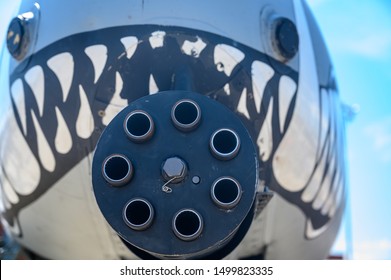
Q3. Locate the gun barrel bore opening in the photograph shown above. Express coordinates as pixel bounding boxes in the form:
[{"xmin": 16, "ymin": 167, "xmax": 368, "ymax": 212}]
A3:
[
  {"xmin": 210, "ymin": 129, "xmax": 240, "ymax": 160},
  {"xmin": 124, "ymin": 110, "xmax": 154, "ymax": 142},
  {"xmin": 172, "ymin": 209, "xmax": 203, "ymax": 241},
  {"xmin": 123, "ymin": 198, "xmax": 154, "ymax": 230},
  {"xmin": 102, "ymin": 154, "xmax": 133, "ymax": 186},
  {"xmin": 211, "ymin": 177, "xmax": 242, "ymax": 209},
  {"xmin": 171, "ymin": 99, "xmax": 201, "ymax": 131}
]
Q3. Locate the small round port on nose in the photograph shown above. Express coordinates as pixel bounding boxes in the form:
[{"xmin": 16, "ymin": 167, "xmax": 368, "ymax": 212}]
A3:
[
  {"xmin": 102, "ymin": 154, "xmax": 133, "ymax": 186},
  {"xmin": 124, "ymin": 110, "xmax": 154, "ymax": 143},
  {"xmin": 272, "ymin": 17, "xmax": 299, "ymax": 61},
  {"xmin": 171, "ymin": 99, "xmax": 201, "ymax": 132},
  {"xmin": 211, "ymin": 177, "xmax": 242, "ymax": 209},
  {"xmin": 172, "ymin": 209, "xmax": 203, "ymax": 241},
  {"xmin": 123, "ymin": 198, "xmax": 154, "ymax": 231},
  {"xmin": 210, "ymin": 129, "xmax": 240, "ymax": 160}
]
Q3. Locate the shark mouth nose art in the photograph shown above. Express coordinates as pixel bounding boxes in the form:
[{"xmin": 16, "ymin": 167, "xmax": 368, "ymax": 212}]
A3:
[{"xmin": 1, "ymin": 24, "xmax": 344, "ymax": 242}]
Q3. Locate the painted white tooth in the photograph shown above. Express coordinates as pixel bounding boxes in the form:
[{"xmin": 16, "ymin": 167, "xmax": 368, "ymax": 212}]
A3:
[
  {"xmin": 252, "ymin": 61, "xmax": 274, "ymax": 114},
  {"xmin": 181, "ymin": 37, "xmax": 206, "ymax": 58},
  {"xmin": 305, "ymin": 219, "xmax": 329, "ymax": 239},
  {"xmin": 321, "ymin": 168, "xmax": 340, "ymax": 216},
  {"xmin": 3, "ymin": 178, "xmax": 19, "ymax": 205},
  {"xmin": 6, "ymin": 218, "xmax": 21, "ymax": 236},
  {"xmin": 102, "ymin": 72, "xmax": 128, "ymax": 125},
  {"xmin": 149, "ymin": 74, "xmax": 159, "ymax": 95},
  {"xmin": 0, "ymin": 183, "xmax": 7, "ymax": 212},
  {"xmin": 0, "ymin": 178, "xmax": 4, "ymax": 212},
  {"xmin": 10, "ymin": 79, "xmax": 27, "ymax": 135},
  {"xmin": 301, "ymin": 90, "xmax": 331, "ymax": 203},
  {"xmin": 312, "ymin": 168, "xmax": 331, "ymax": 211},
  {"xmin": 85, "ymin": 45, "xmax": 108, "ymax": 84},
  {"xmin": 329, "ymin": 102, "xmax": 345, "ymax": 217},
  {"xmin": 312, "ymin": 147, "xmax": 337, "ymax": 210},
  {"xmin": 318, "ymin": 88, "xmax": 330, "ymax": 160},
  {"xmin": 301, "ymin": 140, "xmax": 329, "ymax": 203},
  {"xmin": 237, "ymin": 88, "xmax": 250, "ymax": 120},
  {"xmin": 76, "ymin": 85, "xmax": 95, "ymax": 139},
  {"xmin": 120, "ymin": 36, "xmax": 138, "ymax": 59},
  {"xmin": 329, "ymin": 92, "xmax": 337, "ymax": 151},
  {"xmin": 278, "ymin": 75, "xmax": 297, "ymax": 133},
  {"xmin": 313, "ymin": 90, "xmax": 339, "ymax": 212},
  {"xmin": 1, "ymin": 110, "xmax": 41, "ymax": 195},
  {"xmin": 224, "ymin": 83, "xmax": 231, "ymax": 96},
  {"xmin": 149, "ymin": 31, "xmax": 166, "ymax": 49},
  {"xmin": 321, "ymin": 193, "xmax": 333, "ymax": 216},
  {"xmin": 25, "ymin": 65, "xmax": 45, "ymax": 117},
  {"xmin": 3, "ymin": 193, "xmax": 11, "ymax": 210},
  {"xmin": 272, "ymin": 0, "xmax": 320, "ymax": 193},
  {"xmin": 31, "ymin": 110, "xmax": 56, "ymax": 172},
  {"xmin": 54, "ymin": 107, "xmax": 73, "ymax": 154},
  {"xmin": 214, "ymin": 44, "xmax": 245, "ymax": 76},
  {"xmin": 257, "ymin": 98, "xmax": 273, "ymax": 161},
  {"xmin": 0, "ymin": 168, "xmax": 19, "ymax": 204},
  {"xmin": 47, "ymin": 52, "xmax": 74, "ymax": 102},
  {"xmin": 109, "ymin": 72, "xmax": 126, "ymax": 106},
  {"xmin": 329, "ymin": 174, "xmax": 344, "ymax": 218}
]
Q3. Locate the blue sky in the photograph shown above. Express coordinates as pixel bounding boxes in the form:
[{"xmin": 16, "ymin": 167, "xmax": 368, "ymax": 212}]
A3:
[
  {"xmin": 0, "ymin": 0, "xmax": 390, "ymax": 259},
  {"xmin": 308, "ymin": 0, "xmax": 391, "ymax": 259}
]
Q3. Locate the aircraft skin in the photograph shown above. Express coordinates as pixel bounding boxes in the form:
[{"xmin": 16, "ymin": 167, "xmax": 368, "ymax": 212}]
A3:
[{"xmin": 0, "ymin": 0, "xmax": 346, "ymax": 259}]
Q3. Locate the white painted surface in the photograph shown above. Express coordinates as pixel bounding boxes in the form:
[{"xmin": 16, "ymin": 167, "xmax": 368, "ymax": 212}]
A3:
[
  {"xmin": 149, "ymin": 31, "xmax": 166, "ymax": 49},
  {"xmin": 25, "ymin": 65, "xmax": 45, "ymax": 116},
  {"xmin": 257, "ymin": 98, "xmax": 273, "ymax": 161},
  {"xmin": 149, "ymin": 74, "xmax": 159, "ymax": 95},
  {"xmin": 0, "ymin": 111, "xmax": 41, "ymax": 195},
  {"xmin": 278, "ymin": 75, "xmax": 297, "ymax": 133},
  {"xmin": 103, "ymin": 72, "xmax": 128, "ymax": 126},
  {"xmin": 47, "ymin": 52, "xmax": 74, "ymax": 102},
  {"xmin": 84, "ymin": 45, "xmax": 108, "ymax": 84},
  {"xmin": 223, "ymin": 83, "xmax": 230, "ymax": 96},
  {"xmin": 181, "ymin": 37, "xmax": 206, "ymax": 58},
  {"xmin": 10, "ymin": 79, "xmax": 27, "ymax": 135},
  {"xmin": 54, "ymin": 107, "xmax": 73, "ymax": 154},
  {"xmin": 76, "ymin": 85, "xmax": 95, "ymax": 139},
  {"xmin": 237, "ymin": 88, "xmax": 250, "ymax": 120},
  {"xmin": 16, "ymin": 155, "xmax": 138, "ymax": 259},
  {"xmin": 120, "ymin": 36, "xmax": 138, "ymax": 59},
  {"xmin": 251, "ymin": 61, "xmax": 274, "ymax": 113},
  {"xmin": 0, "ymin": 168, "xmax": 19, "ymax": 205},
  {"xmin": 31, "ymin": 110, "xmax": 56, "ymax": 172},
  {"xmin": 214, "ymin": 44, "xmax": 245, "ymax": 76}
]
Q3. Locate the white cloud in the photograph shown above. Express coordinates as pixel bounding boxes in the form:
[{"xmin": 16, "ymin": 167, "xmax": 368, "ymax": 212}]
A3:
[
  {"xmin": 364, "ymin": 117, "xmax": 391, "ymax": 163},
  {"xmin": 353, "ymin": 239, "xmax": 391, "ymax": 259}
]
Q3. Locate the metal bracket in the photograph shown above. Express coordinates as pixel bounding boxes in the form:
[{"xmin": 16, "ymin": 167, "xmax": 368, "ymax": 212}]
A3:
[{"xmin": 254, "ymin": 187, "xmax": 274, "ymax": 218}]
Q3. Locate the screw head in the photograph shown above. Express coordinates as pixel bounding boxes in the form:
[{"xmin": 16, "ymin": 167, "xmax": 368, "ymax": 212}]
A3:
[{"xmin": 162, "ymin": 157, "xmax": 187, "ymax": 183}]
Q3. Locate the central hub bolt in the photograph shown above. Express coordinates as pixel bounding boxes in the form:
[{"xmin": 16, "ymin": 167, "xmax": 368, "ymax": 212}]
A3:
[{"xmin": 162, "ymin": 157, "xmax": 187, "ymax": 183}]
